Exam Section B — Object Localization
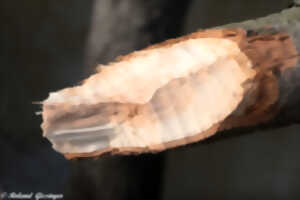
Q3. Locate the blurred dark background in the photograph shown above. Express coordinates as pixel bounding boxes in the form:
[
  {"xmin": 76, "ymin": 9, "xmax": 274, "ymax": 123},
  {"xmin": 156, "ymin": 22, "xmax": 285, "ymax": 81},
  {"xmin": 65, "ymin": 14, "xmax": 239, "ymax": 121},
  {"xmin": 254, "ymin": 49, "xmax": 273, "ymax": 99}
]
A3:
[{"xmin": 0, "ymin": 0, "xmax": 300, "ymax": 199}]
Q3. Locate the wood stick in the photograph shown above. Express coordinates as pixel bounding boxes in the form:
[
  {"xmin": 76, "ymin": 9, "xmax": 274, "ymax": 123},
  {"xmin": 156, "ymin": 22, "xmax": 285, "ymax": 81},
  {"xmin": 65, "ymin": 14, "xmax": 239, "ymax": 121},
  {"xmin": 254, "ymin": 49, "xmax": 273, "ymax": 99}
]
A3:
[{"xmin": 40, "ymin": 7, "xmax": 300, "ymax": 159}]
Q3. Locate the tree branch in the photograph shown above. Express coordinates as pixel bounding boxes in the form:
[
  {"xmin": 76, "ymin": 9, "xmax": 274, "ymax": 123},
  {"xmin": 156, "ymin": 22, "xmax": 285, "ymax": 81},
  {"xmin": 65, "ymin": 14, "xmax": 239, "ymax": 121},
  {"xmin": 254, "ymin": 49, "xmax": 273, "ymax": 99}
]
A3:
[{"xmin": 40, "ymin": 7, "xmax": 300, "ymax": 159}]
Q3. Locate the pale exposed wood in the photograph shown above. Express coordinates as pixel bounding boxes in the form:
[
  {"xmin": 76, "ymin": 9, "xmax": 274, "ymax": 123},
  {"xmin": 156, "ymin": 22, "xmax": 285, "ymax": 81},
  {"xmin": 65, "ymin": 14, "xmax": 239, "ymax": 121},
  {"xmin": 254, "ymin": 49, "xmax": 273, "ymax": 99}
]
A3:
[{"xmin": 40, "ymin": 7, "xmax": 300, "ymax": 159}]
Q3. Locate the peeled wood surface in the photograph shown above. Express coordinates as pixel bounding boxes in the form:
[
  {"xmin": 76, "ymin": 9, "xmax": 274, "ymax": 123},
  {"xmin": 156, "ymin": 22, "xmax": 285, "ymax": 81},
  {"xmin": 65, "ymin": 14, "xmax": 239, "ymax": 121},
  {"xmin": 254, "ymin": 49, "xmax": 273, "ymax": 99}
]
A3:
[
  {"xmin": 42, "ymin": 32, "xmax": 255, "ymax": 158},
  {"xmin": 41, "ymin": 8, "xmax": 300, "ymax": 159}
]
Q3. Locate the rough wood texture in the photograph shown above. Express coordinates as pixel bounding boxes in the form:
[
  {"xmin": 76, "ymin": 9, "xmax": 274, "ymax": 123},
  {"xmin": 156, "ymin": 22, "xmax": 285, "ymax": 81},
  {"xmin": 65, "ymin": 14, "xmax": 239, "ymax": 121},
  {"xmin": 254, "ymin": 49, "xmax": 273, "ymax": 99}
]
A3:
[
  {"xmin": 41, "ymin": 8, "xmax": 300, "ymax": 159},
  {"xmin": 223, "ymin": 7, "xmax": 300, "ymax": 126},
  {"xmin": 43, "ymin": 33, "xmax": 255, "ymax": 158}
]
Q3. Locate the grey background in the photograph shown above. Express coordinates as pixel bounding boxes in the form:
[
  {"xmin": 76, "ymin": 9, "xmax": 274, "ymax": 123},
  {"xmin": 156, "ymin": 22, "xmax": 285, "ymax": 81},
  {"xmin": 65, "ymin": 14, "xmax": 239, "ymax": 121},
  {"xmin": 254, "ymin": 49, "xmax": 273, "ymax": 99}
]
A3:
[{"xmin": 0, "ymin": 0, "xmax": 299, "ymax": 200}]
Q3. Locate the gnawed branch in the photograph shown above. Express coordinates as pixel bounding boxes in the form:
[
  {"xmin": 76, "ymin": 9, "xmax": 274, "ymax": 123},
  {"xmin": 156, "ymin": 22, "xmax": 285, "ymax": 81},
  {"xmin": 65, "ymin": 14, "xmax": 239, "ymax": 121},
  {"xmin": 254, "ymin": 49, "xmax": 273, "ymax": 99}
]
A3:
[{"xmin": 40, "ymin": 7, "xmax": 300, "ymax": 159}]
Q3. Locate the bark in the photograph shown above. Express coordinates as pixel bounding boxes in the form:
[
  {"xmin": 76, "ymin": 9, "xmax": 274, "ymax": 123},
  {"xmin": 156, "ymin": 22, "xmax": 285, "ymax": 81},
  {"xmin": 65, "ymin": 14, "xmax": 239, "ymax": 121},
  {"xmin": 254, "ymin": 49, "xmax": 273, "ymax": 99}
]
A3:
[{"xmin": 222, "ymin": 7, "xmax": 300, "ymax": 127}]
